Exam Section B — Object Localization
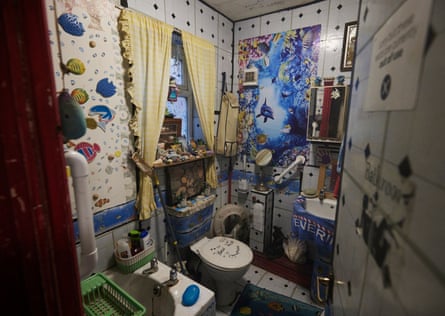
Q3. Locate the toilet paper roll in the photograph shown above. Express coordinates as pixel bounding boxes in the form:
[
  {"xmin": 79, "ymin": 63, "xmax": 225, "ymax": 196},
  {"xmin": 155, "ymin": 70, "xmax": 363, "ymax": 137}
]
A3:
[{"xmin": 253, "ymin": 202, "xmax": 265, "ymax": 232}]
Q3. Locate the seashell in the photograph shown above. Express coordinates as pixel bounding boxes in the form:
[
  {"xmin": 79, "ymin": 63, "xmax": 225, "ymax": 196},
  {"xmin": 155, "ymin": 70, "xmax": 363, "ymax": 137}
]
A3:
[
  {"xmin": 86, "ymin": 117, "xmax": 98, "ymax": 129},
  {"xmin": 66, "ymin": 58, "xmax": 86, "ymax": 75},
  {"xmin": 96, "ymin": 78, "xmax": 116, "ymax": 98},
  {"xmin": 71, "ymin": 88, "xmax": 89, "ymax": 104},
  {"xmin": 57, "ymin": 13, "xmax": 85, "ymax": 36}
]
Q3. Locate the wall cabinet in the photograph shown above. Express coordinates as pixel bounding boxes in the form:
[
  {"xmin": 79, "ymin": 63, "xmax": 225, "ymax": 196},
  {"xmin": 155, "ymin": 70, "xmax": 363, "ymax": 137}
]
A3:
[
  {"xmin": 307, "ymin": 85, "xmax": 349, "ymax": 143},
  {"xmin": 160, "ymin": 118, "xmax": 182, "ymax": 145}
]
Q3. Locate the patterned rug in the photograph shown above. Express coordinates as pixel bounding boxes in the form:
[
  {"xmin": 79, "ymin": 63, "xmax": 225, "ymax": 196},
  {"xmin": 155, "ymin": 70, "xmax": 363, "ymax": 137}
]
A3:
[{"xmin": 230, "ymin": 283, "xmax": 323, "ymax": 316}]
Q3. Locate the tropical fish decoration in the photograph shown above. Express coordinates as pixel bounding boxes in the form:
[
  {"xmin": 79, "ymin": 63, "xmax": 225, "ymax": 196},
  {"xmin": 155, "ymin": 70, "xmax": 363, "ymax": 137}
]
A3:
[
  {"xmin": 71, "ymin": 88, "xmax": 89, "ymax": 104},
  {"xmin": 96, "ymin": 78, "xmax": 116, "ymax": 98},
  {"xmin": 57, "ymin": 13, "xmax": 85, "ymax": 36},
  {"xmin": 64, "ymin": 58, "xmax": 86, "ymax": 75},
  {"xmin": 75, "ymin": 142, "xmax": 101, "ymax": 163},
  {"xmin": 256, "ymin": 98, "xmax": 274, "ymax": 123},
  {"xmin": 88, "ymin": 105, "xmax": 115, "ymax": 131},
  {"xmin": 58, "ymin": 90, "xmax": 86, "ymax": 140}
]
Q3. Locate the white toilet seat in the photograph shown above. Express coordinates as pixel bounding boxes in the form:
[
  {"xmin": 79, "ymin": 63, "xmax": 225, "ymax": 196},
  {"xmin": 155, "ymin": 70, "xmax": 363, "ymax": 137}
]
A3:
[
  {"xmin": 213, "ymin": 204, "xmax": 249, "ymax": 238},
  {"xmin": 191, "ymin": 236, "xmax": 253, "ymax": 271}
]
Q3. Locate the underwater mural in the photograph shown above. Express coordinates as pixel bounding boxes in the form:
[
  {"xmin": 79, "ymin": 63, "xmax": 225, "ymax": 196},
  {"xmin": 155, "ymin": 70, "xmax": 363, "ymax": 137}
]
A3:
[{"xmin": 238, "ymin": 25, "xmax": 321, "ymax": 166}]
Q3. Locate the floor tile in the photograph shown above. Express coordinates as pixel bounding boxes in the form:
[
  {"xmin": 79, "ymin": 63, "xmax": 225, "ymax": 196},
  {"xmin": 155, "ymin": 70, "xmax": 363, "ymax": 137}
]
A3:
[
  {"xmin": 257, "ymin": 272, "xmax": 297, "ymax": 297},
  {"xmin": 238, "ymin": 265, "xmax": 267, "ymax": 286},
  {"xmin": 291, "ymin": 282, "xmax": 314, "ymax": 305}
]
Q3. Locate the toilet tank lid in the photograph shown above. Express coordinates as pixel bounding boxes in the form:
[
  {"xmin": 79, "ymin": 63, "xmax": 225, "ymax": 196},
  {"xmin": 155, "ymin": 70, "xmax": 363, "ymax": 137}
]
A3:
[{"xmin": 198, "ymin": 237, "xmax": 253, "ymax": 270}]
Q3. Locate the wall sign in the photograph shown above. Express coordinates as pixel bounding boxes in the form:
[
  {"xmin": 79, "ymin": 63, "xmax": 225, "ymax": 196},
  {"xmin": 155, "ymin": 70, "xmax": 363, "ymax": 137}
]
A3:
[{"xmin": 363, "ymin": 0, "xmax": 432, "ymax": 112}]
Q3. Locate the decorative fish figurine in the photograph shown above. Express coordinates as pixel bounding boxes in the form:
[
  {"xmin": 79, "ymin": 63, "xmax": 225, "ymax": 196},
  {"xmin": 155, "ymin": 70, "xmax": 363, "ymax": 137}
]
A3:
[
  {"xmin": 58, "ymin": 90, "xmax": 86, "ymax": 140},
  {"xmin": 71, "ymin": 88, "xmax": 89, "ymax": 104},
  {"xmin": 88, "ymin": 105, "xmax": 115, "ymax": 131},
  {"xmin": 96, "ymin": 78, "xmax": 116, "ymax": 98},
  {"xmin": 57, "ymin": 13, "xmax": 85, "ymax": 36},
  {"xmin": 75, "ymin": 142, "xmax": 101, "ymax": 163},
  {"xmin": 256, "ymin": 98, "xmax": 274, "ymax": 123},
  {"xmin": 64, "ymin": 58, "xmax": 86, "ymax": 75}
]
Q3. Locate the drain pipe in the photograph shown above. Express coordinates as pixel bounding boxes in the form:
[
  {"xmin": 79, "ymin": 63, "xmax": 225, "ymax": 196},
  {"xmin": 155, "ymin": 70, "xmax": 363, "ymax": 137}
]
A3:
[{"xmin": 65, "ymin": 150, "xmax": 98, "ymax": 280}]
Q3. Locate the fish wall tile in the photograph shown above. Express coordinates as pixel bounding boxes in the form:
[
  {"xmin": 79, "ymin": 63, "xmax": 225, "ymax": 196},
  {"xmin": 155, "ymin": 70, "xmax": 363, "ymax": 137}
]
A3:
[{"xmin": 47, "ymin": 0, "xmax": 136, "ymax": 214}]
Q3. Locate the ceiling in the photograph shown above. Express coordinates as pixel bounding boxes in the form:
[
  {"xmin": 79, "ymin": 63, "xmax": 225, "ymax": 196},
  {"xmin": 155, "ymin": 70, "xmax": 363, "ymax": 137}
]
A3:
[{"xmin": 201, "ymin": 0, "xmax": 319, "ymax": 21}]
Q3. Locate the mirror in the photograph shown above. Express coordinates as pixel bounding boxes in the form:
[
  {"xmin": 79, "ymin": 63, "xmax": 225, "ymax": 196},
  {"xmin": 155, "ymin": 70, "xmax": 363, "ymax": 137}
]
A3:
[
  {"xmin": 307, "ymin": 84, "xmax": 349, "ymax": 143},
  {"xmin": 254, "ymin": 148, "xmax": 272, "ymax": 191}
]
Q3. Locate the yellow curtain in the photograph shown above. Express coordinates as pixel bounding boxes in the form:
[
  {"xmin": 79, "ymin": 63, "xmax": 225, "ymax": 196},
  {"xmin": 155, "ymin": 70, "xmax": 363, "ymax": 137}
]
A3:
[
  {"xmin": 119, "ymin": 10, "xmax": 173, "ymax": 219},
  {"xmin": 182, "ymin": 31, "xmax": 217, "ymax": 188}
]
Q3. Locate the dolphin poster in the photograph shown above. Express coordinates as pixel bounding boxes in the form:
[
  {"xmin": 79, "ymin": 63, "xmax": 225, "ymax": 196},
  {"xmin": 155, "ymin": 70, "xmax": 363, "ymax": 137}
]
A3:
[{"xmin": 238, "ymin": 25, "xmax": 321, "ymax": 166}]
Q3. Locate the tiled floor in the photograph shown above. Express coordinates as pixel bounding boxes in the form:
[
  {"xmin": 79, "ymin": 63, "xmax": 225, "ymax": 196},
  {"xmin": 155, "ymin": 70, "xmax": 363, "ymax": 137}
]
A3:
[{"xmin": 215, "ymin": 264, "xmax": 323, "ymax": 315}]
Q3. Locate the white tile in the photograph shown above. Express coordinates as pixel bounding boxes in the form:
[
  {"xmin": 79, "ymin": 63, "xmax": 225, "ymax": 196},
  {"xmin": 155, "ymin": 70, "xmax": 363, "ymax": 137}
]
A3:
[
  {"xmin": 257, "ymin": 272, "xmax": 296, "ymax": 297},
  {"xmin": 259, "ymin": 11, "xmax": 292, "ymax": 35},
  {"xmin": 291, "ymin": 283, "xmax": 313, "ymax": 305},
  {"xmin": 291, "ymin": 1, "xmax": 329, "ymax": 37},
  {"xmin": 92, "ymin": 231, "xmax": 115, "ymax": 273},
  {"xmin": 217, "ymin": 48, "xmax": 233, "ymax": 85},
  {"xmin": 301, "ymin": 166, "xmax": 320, "ymax": 192},
  {"xmin": 356, "ymin": 0, "xmax": 404, "ymax": 51},
  {"xmin": 165, "ymin": 0, "xmax": 195, "ymax": 34},
  {"xmin": 240, "ymin": 264, "xmax": 267, "ymax": 286},
  {"xmin": 403, "ymin": 175, "xmax": 445, "ymax": 269},
  {"xmin": 234, "ymin": 17, "xmax": 261, "ymax": 43},
  {"xmin": 272, "ymin": 206, "xmax": 293, "ymax": 237},
  {"xmin": 218, "ymin": 15, "xmax": 233, "ymax": 52},
  {"xmin": 127, "ymin": 0, "xmax": 166, "ymax": 21},
  {"xmin": 195, "ymin": 1, "xmax": 219, "ymax": 45}
]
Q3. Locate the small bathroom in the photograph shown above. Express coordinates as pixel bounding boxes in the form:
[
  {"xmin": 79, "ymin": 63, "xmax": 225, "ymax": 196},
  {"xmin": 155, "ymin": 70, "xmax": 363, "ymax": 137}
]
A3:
[{"xmin": 2, "ymin": 0, "xmax": 444, "ymax": 315}]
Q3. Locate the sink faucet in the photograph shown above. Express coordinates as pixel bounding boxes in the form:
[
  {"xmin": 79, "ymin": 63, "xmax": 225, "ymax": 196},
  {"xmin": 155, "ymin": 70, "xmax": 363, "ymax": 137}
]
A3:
[
  {"xmin": 143, "ymin": 257, "xmax": 159, "ymax": 275},
  {"xmin": 319, "ymin": 187, "xmax": 326, "ymax": 202},
  {"xmin": 153, "ymin": 267, "xmax": 179, "ymax": 297}
]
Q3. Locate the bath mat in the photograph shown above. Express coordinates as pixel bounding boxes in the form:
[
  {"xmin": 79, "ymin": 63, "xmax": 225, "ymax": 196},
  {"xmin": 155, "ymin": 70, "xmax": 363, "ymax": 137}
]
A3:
[{"xmin": 230, "ymin": 283, "xmax": 323, "ymax": 316}]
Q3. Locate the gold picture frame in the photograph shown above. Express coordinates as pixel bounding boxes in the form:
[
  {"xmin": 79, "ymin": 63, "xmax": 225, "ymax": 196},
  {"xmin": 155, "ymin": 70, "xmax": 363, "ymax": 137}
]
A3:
[{"xmin": 340, "ymin": 21, "xmax": 357, "ymax": 72}]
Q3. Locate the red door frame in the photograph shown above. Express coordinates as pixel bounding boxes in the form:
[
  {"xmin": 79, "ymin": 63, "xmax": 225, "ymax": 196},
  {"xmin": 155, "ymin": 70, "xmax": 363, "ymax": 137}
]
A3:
[{"xmin": 1, "ymin": 0, "xmax": 83, "ymax": 314}]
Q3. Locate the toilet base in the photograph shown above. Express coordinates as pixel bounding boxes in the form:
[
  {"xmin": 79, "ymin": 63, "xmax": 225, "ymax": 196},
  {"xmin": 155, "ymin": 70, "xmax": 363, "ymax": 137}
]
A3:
[{"xmin": 214, "ymin": 280, "xmax": 239, "ymax": 307}]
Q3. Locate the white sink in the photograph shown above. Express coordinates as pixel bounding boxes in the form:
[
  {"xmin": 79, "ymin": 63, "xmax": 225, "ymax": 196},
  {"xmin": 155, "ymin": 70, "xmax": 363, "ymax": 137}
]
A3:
[
  {"xmin": 104, "ymin": 260, "xmax": 216, "ymax": 316},
  {"xmin": 305, "ymin": 198, "xmax": 337, "ymax": 221}
]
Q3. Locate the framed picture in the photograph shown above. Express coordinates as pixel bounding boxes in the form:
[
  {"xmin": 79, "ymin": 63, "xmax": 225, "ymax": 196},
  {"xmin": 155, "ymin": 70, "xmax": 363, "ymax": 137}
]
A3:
[
  {"xmin": 340, "ymin": 21, "xmax": 357, "ymax": 72},
  {"xmin": 165, "ymin": 159, "xmax": 206, "ymax": 206}
]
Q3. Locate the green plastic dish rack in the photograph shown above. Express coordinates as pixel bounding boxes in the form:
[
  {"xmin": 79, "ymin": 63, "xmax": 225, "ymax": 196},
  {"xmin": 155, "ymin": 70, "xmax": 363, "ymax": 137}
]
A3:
[{"xmin": 81, "ymin": 273, "xmax": 146, "ymax": 316}]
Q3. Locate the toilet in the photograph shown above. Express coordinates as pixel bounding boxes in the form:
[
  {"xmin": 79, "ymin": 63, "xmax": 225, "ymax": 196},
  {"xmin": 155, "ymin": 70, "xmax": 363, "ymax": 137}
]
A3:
[{"xmin": 189, "ymin": 204, "xmax": 253, "ymax": 307}]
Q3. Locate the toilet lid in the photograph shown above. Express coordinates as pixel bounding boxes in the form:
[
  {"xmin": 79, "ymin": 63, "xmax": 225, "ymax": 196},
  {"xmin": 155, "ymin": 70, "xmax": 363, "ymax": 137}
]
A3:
[{"xmin": 198, "ymin": 237, "xmax": 253, "ymax": 271}]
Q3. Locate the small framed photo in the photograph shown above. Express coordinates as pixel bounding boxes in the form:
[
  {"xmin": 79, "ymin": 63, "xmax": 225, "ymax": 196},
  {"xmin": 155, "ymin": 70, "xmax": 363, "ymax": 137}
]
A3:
[{"xmin": 340, "ymin": 21, "xmax": 357, "ymax": 72}]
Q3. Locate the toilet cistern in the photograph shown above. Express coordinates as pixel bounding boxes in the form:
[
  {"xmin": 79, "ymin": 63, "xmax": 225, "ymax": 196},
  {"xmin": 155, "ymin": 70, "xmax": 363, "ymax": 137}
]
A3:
[{"xmin": 273, "ymin": 155, "xmax": 305, "ymax": 184}]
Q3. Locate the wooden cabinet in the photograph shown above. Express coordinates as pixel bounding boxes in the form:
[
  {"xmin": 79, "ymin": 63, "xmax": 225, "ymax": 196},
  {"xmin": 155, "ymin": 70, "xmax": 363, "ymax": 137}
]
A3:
[{"xmin": 160, "ymin": 118, "xmax": 182, "ymax": 144}]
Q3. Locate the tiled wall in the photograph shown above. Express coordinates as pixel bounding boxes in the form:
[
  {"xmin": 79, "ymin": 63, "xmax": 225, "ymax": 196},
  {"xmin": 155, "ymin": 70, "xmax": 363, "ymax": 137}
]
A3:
[
  {"xmin": 332, "ymin": 0, "xmax": 445, "ymax": 314},
  {"xmin": 231, "ymin": 0, "xmax": 359, "ymax": 242},
  {"xmin": 65, "ymin": 0, "xmax": 235, "ymax": 272}
]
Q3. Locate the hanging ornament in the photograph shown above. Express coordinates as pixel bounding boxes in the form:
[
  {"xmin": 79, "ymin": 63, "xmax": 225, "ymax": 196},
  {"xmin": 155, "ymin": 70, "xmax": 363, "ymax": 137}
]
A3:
[
  {"xmin": 58, "ymin": 90, "xmax": 86, "ymax": 140},
  {"xmin": 168, "ymin": 76, "xmax": 178, "ymax": 102}
]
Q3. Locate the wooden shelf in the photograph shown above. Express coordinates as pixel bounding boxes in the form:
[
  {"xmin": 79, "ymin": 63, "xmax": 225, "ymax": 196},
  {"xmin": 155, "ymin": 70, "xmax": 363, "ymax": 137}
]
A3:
[{"xmin": 153, "ymin": 153, "xmax": 214, "ymax": 169}]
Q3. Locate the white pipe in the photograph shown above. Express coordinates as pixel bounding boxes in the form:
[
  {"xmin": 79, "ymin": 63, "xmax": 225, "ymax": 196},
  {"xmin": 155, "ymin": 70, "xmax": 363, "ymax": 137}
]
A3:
[
  {"xmin": 65, "ymin": 150, "xmax": 98, "ymax": 280},
  {"xmin": 273, "ymin": 155, "xmax": 306, "ymax": 184}
]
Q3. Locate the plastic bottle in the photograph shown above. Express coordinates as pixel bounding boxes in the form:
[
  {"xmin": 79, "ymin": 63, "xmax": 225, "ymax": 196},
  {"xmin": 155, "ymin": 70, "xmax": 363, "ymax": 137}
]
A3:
[
  {"xmin": 117, "ymin": 238, "xmax": 131, "ymax": 259},
  {"xmin": 128, "ymin": 230, "xmax": 141, "ymax": 256},
  {"xmin": 139, "ymin": 229, "xmax": 152, "ymax": 250}
]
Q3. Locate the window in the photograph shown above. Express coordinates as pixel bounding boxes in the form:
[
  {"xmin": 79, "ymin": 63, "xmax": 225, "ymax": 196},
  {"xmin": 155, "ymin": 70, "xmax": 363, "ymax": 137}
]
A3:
[{"xmin": 166, "ymin": 32, "xmax": 192, "ymax": 139}]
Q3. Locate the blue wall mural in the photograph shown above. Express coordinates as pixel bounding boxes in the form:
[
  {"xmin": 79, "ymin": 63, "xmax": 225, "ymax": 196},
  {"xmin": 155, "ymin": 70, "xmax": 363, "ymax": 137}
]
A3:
[{"xmin": 238, "ymin": 25, "xmax": 321, "ymax": 166}]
